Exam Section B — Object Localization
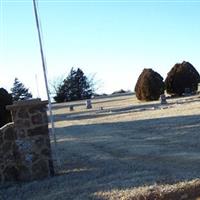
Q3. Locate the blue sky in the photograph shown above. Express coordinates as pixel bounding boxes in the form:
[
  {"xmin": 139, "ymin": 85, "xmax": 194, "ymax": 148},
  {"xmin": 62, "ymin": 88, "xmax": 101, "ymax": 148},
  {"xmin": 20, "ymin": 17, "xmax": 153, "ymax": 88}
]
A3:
[{"xmin": 1, "ymin": 0, "xmax": 200, "ymax": 100}]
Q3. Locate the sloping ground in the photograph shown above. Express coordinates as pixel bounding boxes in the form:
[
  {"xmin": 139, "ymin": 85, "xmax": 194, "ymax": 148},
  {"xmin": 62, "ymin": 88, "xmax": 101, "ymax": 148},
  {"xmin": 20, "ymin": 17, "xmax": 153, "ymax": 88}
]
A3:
[
  {"xmin": 1, "ymin": 94, "xmax": 200, "ymax": 200},
  {"xmin": 95, "ymin": 179, "xmax": 200, "ymax": 200}
]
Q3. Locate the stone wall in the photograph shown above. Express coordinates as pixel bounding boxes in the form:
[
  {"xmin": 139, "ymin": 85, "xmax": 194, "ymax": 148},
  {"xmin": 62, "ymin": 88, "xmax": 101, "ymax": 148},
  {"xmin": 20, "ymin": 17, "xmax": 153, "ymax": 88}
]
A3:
[{"xmin": 0, "ymin": 99, "xmax": 54, "ymax": 184}]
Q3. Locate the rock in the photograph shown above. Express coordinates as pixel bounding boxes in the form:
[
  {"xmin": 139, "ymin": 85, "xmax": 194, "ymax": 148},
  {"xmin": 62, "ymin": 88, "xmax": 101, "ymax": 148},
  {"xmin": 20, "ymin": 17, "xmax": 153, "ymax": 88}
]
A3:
[
  {"xmin": 32, "ymin": 160, "xmax": 49, "ymax": 179},
  {"xmin": 27, "ymin": 126, "xmax": 48, "ymax": 137},
  {"xmin": 3, "ymin": 166, "xmax": 18, "ymax": 181}
]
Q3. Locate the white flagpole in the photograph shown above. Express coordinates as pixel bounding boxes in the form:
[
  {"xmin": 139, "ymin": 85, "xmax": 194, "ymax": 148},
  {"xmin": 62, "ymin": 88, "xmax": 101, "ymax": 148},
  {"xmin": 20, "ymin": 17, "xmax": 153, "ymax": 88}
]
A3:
[
  {"xmin": 32, "ymin": 0, "xmax": 60, "ymax": 167},
  {"xmin": 35, "ymin": 74, "xmax": 40, "ymax": 98}
]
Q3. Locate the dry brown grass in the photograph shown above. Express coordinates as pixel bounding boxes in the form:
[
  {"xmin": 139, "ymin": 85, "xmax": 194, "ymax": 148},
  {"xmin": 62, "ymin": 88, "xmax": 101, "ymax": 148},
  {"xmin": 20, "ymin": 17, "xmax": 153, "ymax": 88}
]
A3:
[
  {"xmin": 94, "ymin": 179, "xmax": 200, "ymax": 200},
  {"xmin": 1, "ymin": 94, "xmax": 200, "ymax": 200}
]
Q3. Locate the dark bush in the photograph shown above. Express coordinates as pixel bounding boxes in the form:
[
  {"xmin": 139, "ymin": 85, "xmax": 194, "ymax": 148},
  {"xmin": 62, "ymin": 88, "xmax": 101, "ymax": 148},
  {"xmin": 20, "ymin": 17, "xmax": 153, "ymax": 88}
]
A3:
[
  {"xmin": 0, "ymin": 88, "xmax": 13, "ymax": 127},
  {"xmin": 165, "ymin": 61, "xmax": 200, "ymax": 96},
  {"xmin": 112, "ymin": 89, "xmax": 127, "ymax": 95},
  {"xmin": 135, "ymin": 68, "xmax": 165, "ymax": 101}
]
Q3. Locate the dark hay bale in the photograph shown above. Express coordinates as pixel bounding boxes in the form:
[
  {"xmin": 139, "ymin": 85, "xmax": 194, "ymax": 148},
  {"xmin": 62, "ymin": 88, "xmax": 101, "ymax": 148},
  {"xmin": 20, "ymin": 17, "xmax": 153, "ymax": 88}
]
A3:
[
  {"xmin": 135, "ymin": 68, "xmax": 165, "ymax": 101},
  {"xmin": 165, "ymin": 61, "xmax": 200, "ymax": 96}
]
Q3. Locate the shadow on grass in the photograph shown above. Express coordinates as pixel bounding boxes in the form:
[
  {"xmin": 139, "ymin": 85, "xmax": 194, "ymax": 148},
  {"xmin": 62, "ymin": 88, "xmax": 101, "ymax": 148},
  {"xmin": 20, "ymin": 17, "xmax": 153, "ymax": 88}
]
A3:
[{"xmin": 51, "ymin": 114, "xmax": 200, "ymax": 199}]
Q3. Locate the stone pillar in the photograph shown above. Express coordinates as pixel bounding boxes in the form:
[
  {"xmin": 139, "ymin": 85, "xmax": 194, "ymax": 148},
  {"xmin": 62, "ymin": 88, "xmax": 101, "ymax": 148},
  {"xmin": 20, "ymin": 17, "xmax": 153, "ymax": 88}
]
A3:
[{"xmin": 6, "ymin": 99, "xmax": 54, "ymax": 182}]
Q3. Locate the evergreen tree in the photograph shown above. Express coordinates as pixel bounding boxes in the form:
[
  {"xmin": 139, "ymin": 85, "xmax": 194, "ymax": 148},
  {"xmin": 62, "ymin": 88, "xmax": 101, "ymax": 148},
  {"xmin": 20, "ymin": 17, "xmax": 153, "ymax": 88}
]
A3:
[
  {"xmin": 54, "ymin": 68, "xmax": 94, "ymax": 102},
  {"xmin": 11, "ymin": 78, "xmax": 32, "ymax": 101}
]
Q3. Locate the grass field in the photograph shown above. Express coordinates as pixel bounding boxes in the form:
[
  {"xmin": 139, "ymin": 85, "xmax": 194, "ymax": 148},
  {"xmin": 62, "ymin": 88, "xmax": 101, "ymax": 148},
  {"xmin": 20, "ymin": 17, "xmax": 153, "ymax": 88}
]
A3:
[{"xmin": 1, "ymin": 94, "xmax": 200, "ymax": 200}]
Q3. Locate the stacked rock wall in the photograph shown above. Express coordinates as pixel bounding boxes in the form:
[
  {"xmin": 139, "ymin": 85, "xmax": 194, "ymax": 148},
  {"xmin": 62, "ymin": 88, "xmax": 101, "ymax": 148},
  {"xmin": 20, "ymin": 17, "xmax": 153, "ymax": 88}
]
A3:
[
  {"xmin": 0, "ymin": 123, "xmax": 17, "ymax": 182},
  {"xmin": 0, "ymin": 99, "xmax": 54, "ymax": 184}
]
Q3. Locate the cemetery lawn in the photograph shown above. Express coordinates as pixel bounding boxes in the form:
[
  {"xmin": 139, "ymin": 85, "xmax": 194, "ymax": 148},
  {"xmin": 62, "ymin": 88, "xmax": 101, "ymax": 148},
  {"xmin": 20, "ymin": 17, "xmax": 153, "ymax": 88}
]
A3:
[{"xmin": 1, "ymin": 94, "xmax": 200, "ymax": 200}]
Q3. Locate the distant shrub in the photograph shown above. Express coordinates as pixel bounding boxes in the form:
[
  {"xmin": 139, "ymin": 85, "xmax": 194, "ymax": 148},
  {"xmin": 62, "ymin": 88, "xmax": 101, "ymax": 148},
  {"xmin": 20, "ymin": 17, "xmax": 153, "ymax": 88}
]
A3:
[
  {"xmin": 135, "ymin": 68, "xmax": 165, "ymax": 101},
  {"xmin": 0, "ymin": 88, "xmax": 13, "ymax": 127},
  {"xmin": 165, "ymin": 61, "xmax": 200, "ymax": 96},
  {"xmin": 112, "ymin": 89, "xmax": 127, "ymax": 95}
]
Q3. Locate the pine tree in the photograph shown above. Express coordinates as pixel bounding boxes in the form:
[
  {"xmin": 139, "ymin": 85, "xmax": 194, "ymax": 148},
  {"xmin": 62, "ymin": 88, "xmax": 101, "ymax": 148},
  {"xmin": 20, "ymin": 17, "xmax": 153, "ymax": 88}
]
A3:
[
  {"xmin": 54, "ymin": 68, "xmax": 94, "ymax": 102},
  {"xmin": 11, "ymin": 78, "xmax": 32, "ymax": 101}
]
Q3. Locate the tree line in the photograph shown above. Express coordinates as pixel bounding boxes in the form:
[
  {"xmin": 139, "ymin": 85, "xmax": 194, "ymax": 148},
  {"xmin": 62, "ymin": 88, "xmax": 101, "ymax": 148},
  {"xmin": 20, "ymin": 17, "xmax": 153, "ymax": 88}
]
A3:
[
  {"xmin": 0, "ymin": 68, "xmax": 94, "ymax": 127},
  {"xmin": 2, "ymin": 61, "xmax": 199, "ymax": 105},
  {"xmin": 0, "ymin": 78, "xmax": 33, "ymax": 127},
  {"xmin": 0, "ymin": 61, "xmax": 200, "ymax": 127}
]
